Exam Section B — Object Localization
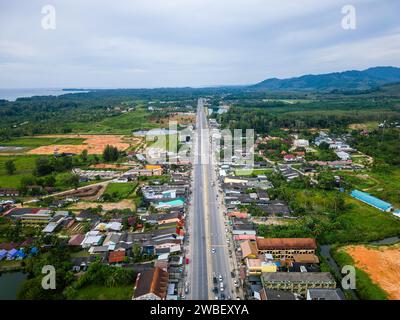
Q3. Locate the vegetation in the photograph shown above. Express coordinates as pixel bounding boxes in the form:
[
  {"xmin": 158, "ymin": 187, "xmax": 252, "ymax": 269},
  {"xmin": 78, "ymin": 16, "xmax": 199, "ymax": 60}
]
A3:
[{"xmin": 102, "ymin": 182, "xmax": 138, "ymax": 202}]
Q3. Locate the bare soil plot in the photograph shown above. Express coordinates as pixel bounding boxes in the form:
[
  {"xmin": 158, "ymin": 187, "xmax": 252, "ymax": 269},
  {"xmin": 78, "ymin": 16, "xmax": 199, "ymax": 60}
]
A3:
[
  {"xmin": 27, "ymin": 134, "xmax": 140, "ymax": 155},
  {"xmin": 90, "ymin": 163, "xmax": 131, "ymax": 170},
  {"xmin": 344, "ymin": 244, "xmax": 400, "ymax": 299},
  {"xmin": 71, "ymin": 199, "xmax": 136, "ymax": 211}
]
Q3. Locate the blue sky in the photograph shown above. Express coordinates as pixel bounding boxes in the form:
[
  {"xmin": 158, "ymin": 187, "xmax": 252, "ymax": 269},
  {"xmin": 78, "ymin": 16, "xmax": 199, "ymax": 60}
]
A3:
[{"xmin": 0, "ymin": 0, "xmax": 399, "ymax": 88}]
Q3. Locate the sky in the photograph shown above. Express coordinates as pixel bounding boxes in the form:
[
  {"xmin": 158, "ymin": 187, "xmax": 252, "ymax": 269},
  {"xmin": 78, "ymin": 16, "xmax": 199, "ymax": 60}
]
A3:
[{"xmin": 0, "ymin": 0, "xmax": 399, "ymax": 88}]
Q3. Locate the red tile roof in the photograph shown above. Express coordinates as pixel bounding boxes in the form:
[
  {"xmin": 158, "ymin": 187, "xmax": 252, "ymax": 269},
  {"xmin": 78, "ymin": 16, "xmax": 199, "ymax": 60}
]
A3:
[
  {"xmin": 108, "ymin": 250, "xmax": 126, "ymax": 264},
  {"xmin": 256, "ymin": 238, "xmax": 317, "ymax": 250}
]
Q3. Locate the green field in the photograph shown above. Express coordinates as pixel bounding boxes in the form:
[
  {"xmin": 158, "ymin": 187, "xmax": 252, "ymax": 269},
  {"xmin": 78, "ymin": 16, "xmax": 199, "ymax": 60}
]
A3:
[
  {"xmin": 68, "ymin": 109, "xmax": 161, "ymax": 134},
  {"xmin": 68, "ymin": 285, "xmax": 133, "ymax": 300},
  {"xmin": 235, "ymin": 168, "xmax": 273, "ymax": 176},
  {"xmin": 103, "ymin": 182, "xmax": 138, "ymax": 201},
  {"xmin": 0, "ymin": 137, "xmax": 85, "ymax": 149},
  {"xmin": 0, "ymin": 155, "xmax": 39, "ymax": 188}
]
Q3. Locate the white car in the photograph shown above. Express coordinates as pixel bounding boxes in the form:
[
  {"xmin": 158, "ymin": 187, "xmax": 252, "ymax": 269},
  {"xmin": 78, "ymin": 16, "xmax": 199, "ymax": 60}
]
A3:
[
  {"xmin": 211, "ymin": 248, "xmax": 216, "ymax": 254},
  {"xmin": 218, "ymin": 274, "xmax": 223, "ymax": 282},
  {"xmin": 233, "ymin": 280, "xmax": 239, "ymax": 287}
]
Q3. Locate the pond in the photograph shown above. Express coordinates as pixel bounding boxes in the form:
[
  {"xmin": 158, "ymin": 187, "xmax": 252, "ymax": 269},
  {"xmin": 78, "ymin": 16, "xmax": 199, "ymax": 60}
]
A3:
[{"xmin": 0, "ymin": 272, "xmax": 27, "ymax": 300}]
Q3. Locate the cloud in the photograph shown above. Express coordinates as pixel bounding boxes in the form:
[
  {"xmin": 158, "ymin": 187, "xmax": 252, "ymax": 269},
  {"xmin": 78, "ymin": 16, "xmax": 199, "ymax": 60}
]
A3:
[{"xmin": 0, "ymin": 0, "xmax": 399, "ymax": 87}]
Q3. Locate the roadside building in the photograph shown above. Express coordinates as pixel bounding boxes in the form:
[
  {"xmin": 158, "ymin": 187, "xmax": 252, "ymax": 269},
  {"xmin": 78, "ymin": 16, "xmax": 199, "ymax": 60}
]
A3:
[
  {"xmin": 261, "ymin": 272, "xmax": 336, "ymax": 295},
  {"xmin": 307, "ymin": 288, "xmax": 345, "ymax": 300},
  {"xmin": 133, "ymin": 267, "xmax": 169, "ymax": 300},
  {"xmin": 256, "ymin": 238, "xmax": 317, "ymax": 259}
]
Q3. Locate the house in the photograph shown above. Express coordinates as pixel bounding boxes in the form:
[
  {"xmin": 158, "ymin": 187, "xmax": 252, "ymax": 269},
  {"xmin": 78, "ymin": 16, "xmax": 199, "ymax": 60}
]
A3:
[
  {"xmin": 94, "ymin": 221, "xmax": 123, "ymax": 232},
  {"xmin": 256, "ymin": 238, "xmax": 317, "ymax": 259},
  {"xmin": 283, "ymin": 154, "xmax": 297, "ymax": 162},
  {"xmin": 232, "ymin": 223, "xmax": 256, "ymax": 236},
  {"xmin": 350, "ymin": 190, "xmax": 393, "ymax": 212},
  {"xmin": 293, "ymin": 139, "xmax": 309, "ymax": 148},
  {"xmin": 246, "ymin": 258, "xmax": 278, "ymax": 275},
  {"xmin": 68, "ymin": 234, "xmax": 85, "ymax": 246},
  {"xmin": 307, "ymin": 288, "xmax": 345, "ymax": 300},
  {"xmin": 0, "ymin": 188, "xmax": 20, "ymax": 197},
  {"xmin": 81, "ymin": 231, "xmax": 104, "ymax": 248},
  {"xmin": 7, "ymin": 248, "xmax": 18, "ymax": 260},
  {"xmin": 108, "ymin": 250, "xmax": 126, "ymax": 264},
  {"xmin": 240, "ymin": 240, "xmax": 258, "ymax": 259},
  {"xmin": 42, "ymin": 211, "xmax": 69, "ymax": 233},
  {"xmin": 336, "ymin": 151, "xmax": 351, "ymax": 161},
  {"xmin": 261, "ymin": 272, "xmax": 336, "ymax": 295},
  {"xmin": 0, "ymin": 249, "xmax": 7, "ymax": 260},
  {"xmin": 133, "ymin": 267, "xmax": 169, "ymax": 300},
  {"xmin": 292, "ymin": 254, "xmax": 320, "ymax": 264},
  {"xmin": 257, "ymin": 289, "xmax": 296, "ymax": 300}
]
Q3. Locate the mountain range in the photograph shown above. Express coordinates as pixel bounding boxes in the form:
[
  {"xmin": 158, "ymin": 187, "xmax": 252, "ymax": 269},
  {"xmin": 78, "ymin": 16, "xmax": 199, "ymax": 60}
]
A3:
[{"xmin": 251, "ymin": 66, "xmax": 400, "ymax": 91}]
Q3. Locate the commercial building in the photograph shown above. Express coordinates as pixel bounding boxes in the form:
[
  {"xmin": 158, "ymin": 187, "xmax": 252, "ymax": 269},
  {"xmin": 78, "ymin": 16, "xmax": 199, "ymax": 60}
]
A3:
[
  {"xmin": 261, "ymin": 272, "xmax": 336, "ymax": 295},
  {"xmin": 256, "ymin": 238, "xmax": 317, "ymax": 259}
]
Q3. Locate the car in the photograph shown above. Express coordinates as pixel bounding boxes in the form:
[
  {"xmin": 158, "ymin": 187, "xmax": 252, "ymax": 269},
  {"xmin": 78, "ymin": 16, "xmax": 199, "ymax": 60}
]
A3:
[
  {"xmin": 220, "ymin": 293, "xmax": 226, "ymax": 300},
  {"xmin": 233, "ymin": 280, "xmax": 239, "ymax": 287},
  {"xmin": 213, "ymin": 287, "xmax": 218, "ymax": 294},
  {"xmin": 218, "ymin": 274, "xmax": 223, "ymax": 282},
  {"xmin": 211, "ymin": 248, "xmax": 216, "ymax": 254},
  {"xmin": 219, "ymin": 282, "xmax": 224, "ymax": 292}
]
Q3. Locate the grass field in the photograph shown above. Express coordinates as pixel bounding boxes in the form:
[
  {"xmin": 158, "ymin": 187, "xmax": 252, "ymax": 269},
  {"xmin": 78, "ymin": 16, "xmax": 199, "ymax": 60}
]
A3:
[
  {"xmin": 0, "ymin": 137, "xmax": 85, "ymax": 149},
  {"xmin": 323, "ymin": 196, "xmax": 400, "ymax": 243},
  {"xmin": 68, "ymin": 109, "xmax": 162, "ymax": 134},
  {"xmin": 235, "ymin": 168, "xmax": 273, "ymax": 176},
  {"xmin": 103, "ymin": 182, "xmax": 138, "ymax": 201},
  {"xmin": 69, "ymin": 285, "xmax": 133, "ymax": 300},
  {"xmin": 0, "ymin": 155, "xmax": 39, "ymax": 188}
]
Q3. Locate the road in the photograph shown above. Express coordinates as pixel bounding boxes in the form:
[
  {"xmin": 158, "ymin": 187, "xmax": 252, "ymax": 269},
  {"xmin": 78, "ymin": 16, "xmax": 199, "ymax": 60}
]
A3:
[
  {"xmin": 187, "ymin": 99, "xmax": 235, "ymax": 300},
  {"xmin": 187, "ymin": 98, "xmax": 211, "ymax": 299}
]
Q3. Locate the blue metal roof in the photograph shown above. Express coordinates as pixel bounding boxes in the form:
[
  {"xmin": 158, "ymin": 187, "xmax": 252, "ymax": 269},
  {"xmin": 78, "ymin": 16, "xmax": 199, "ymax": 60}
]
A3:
[{"xmin": 351, "ymin": 190, "xmax": 392, "ymax": 211}]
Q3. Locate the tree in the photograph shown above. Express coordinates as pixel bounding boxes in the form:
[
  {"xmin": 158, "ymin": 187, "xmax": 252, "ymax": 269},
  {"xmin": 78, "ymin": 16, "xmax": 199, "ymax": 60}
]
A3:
[
  {"xmin": 80, "ymin": 149, "xmax": 88, "ymax": 162},
  {"xmin": 5, "ymin": 160, "xmax": 16, "ymax": 175},
  {"xmin": 35, "ymin": 157, "xmax": 54, "ymax": 176},
  {"xmin": 103, "ymin": 145, "xmax": 119, "ymax": 162}
]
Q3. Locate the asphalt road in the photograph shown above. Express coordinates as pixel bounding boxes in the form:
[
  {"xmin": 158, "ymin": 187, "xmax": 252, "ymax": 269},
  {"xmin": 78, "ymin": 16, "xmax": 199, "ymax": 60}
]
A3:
[
  {"xmin": 187, "ymin": 98, "xmax": 210, "ymax": 299},
  {"xmin": 187, "ymin": 99, "xmax": 236, "ymax": 300}
]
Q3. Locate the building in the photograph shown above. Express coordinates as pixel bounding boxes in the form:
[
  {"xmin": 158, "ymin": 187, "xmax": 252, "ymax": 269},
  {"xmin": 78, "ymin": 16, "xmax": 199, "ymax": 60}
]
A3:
[
  {"xmin": 350, "ymin": 190, "xmax": 393, "ymax": 212},
  {"xmin": 261, "ymin": 272, "xmax": 336, "ymax": 295},
  {"xmin": 293, "ymin": 139, "xmax": 309, "ymax": 148},
  {"xmin": 307, "ymin": 288, "xmax": 344, "ymax": 300},
  {"xmin": 8, "ymin": 208, "xmax": 52, "ymax": 225},
  {"xmin": 256, "ymin": 238, "xmax": 317, "ymax": 259},
  {"xmin": 240, "ymin": 240, "xmax": 258, "ymax": 259},
  {"xmin": 246, "ymin": 258, "xmax": 277, "ymax": 275},
  {"xmin": 0, "ymin": 188, "xmax": 20, "ymax": 197},
  {"xmin": 133, "ymin": 267, "xmax": 169, "ymax": 300}
]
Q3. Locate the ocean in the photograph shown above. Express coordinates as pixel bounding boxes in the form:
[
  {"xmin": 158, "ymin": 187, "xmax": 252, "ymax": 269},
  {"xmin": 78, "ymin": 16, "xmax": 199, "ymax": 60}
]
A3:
[{"xmin": 0, "ymin": 88, "xmax": 89, "ymax": 101}]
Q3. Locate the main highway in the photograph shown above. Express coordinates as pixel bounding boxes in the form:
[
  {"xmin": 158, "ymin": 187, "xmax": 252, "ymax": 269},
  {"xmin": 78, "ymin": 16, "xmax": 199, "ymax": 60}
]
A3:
[{"xmin": 187, "ymin": 98, "xmax": 235, "ymax": 300}]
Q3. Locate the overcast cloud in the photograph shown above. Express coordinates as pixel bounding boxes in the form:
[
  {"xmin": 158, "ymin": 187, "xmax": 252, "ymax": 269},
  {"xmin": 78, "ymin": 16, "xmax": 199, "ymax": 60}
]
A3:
[{"xmin": 0, "ymin": 0, "xmax": 399, "ymax": 88}]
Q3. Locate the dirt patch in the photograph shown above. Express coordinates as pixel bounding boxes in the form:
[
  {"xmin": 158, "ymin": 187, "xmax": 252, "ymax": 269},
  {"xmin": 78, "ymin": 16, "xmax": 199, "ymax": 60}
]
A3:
[
  {"xmin": 344, "ymin": 244, "xmax": 400, "ymax": 299},
  {"xmin": 90, "ymin": 163, "xmax": 131, "ymax": 170},
  {"xmin": 27, "ymin": 135, "xmax": 140, "ymax": 155},
  {"xmin": 71, "ymin": 199, "xmax": 136, "ymax": 211}
]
